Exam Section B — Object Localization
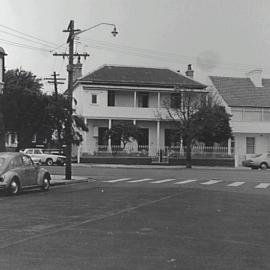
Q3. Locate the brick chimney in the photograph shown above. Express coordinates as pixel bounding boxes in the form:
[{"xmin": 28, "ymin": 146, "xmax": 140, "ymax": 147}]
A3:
[
  {"xmin": 246, "ymin": 69, "xmax": 263, "ymax": 87},
  {"xmin": 185, "ymin": 64, "xmax": 194, "ymax": 79},
  {"xmin": 73, "ymin": 56, "xmax": 82, "ymax": 82}
]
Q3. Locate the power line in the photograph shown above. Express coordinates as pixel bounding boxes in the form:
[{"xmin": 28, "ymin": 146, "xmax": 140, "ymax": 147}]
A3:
[
  {"xmin": 0, "ymin": 23, "xmax": 57, "ymax": 47},
  {"xmin": 0, "ymin": 38, "xmax": 51, "ymax": 52},
  {"xmin": 79, "ymin": 38, "xmax": 270, "ymax": 72},
  {"xmin": 0, "ymin": 29, "xmax": 56, "ymax": 49}
]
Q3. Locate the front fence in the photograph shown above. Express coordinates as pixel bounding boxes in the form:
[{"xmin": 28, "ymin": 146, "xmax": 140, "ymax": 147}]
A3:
[{"xmin": 92, "ymin": 145, "xmax": 234, "ymax": 160}]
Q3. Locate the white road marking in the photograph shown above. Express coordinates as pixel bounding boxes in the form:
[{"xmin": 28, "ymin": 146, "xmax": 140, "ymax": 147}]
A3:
[
  {"xmin": 174, "ymin": 179, "xmax": 197, "ymax": 185},
  {"xmin": 227, "ymin": 182, "xmax": 245, "ymax": 187},
  {"xmin": 201, "ymin": 180, "xmax": 222, "ymax": 185},
  {"xmin": 255, "ymin": 183, "xmax": 270, "ymax": 189},
  {"xmin": 104, "ymin": 178, "xmax": 131, "ymax": 183},
  {"xmin": 128, "ymin": 178, "xmax": 152, "ymax": 183},
  {"xmin": 150, "ymin": 179, "xmax": 176, "ymax": 184}
]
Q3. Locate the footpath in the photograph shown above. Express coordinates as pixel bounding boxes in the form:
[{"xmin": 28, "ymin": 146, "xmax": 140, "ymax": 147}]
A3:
[
  {"xmin": 50, "ymin": 174, "xmax": 92, "ymax": 186},
  {"xmin": 71, "ymin": 163, "xmax": 250, "ymax": 170}
]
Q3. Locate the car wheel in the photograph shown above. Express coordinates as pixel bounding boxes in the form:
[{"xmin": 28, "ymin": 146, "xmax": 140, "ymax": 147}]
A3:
[
  {"xmin": 8, "ymin": 178, "xmax": 20, "ymax": 195},
  {"xmin": 41, "ymin": 177, "xmax": 50, "ymax": 191},
  {"xmin": 46, "ymin": 158, "xmax": 53, "ymax": 166},
  {"xmin": 260, "ymin": 163, "xmax": 268, "ymax": 170}
]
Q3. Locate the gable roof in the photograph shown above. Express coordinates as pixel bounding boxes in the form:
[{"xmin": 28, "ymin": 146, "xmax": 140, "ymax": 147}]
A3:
[
  {"xmin": 78, "ymin": 65, "xmax": 206, "ymax": 89},
  {"xmin": 209, "ymin": 76, "xmax": 270, "ymax": 107}
]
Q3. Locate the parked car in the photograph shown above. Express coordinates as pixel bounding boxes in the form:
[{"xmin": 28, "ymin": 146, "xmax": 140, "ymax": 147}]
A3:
[
  {"xmin": 21, "ymin": 148, "xmax": 66, "ymax": 166},
  {"xmin": 242, "ymin": 153, "xmax": 270, "ymax": 169},
  {"xmin": 0, "ymin": 152, "xmax": 51, "ymax": 195}
]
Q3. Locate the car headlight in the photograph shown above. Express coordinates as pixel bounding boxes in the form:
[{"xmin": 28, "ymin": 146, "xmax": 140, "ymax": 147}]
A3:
[{"xmin": 0, "ymin": 174, "xmax": 6, "ymax": 182}]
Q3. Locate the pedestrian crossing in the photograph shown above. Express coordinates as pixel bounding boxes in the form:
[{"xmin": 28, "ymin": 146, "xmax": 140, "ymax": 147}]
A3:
[{"xmin": 102, "ymin": 177, "xmax": 270, "ymax": 190}]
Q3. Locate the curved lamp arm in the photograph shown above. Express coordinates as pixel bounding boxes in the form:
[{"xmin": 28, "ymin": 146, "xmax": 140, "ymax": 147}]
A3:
[{"xmin": 75, "ymin": 23, "xmax": 118, "ymax": 37}]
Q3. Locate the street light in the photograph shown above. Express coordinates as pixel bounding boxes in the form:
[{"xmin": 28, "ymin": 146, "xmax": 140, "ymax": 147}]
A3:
[
  {"xmin": 75, "ymin": 23, "xmax": 119, "ymax": 37},
  {"xmin": 59, "ymin": 21, "xmax": 118, "ymax": 180}
]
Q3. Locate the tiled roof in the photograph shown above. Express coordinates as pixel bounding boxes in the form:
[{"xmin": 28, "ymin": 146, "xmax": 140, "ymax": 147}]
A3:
[
  {"xmin": 209, "ymin": 76, "xmax": 270, "ymax": 107},
  {"xmin": 78, "ymin": 65, "xmax": 206, "ymax": 89}
]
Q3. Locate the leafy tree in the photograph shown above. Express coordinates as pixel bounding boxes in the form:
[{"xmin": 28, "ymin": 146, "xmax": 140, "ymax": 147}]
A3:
[
  {"xmin": 105, "ymin": 122, "xmax": 142, "ymax": 150},
  {"xmin": 1, "ymin": 69, "xmax": 45, "ymax": 150},
  {"xmin": 1, "ymin": 69, "xmax": 88, "ymax": 151},
  {"xmin": 193, "ymin": 97, "xmax": 232, "ymax": 146},
  {"xmin": 162, "ymin": 91, "xmax": 231, "ymax": 168},
  {"xmin": 44, "ymin": 93, "xmax": 88, "ymax": 148}
]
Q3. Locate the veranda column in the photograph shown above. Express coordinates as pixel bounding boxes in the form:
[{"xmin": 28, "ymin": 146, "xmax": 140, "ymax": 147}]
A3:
[
  {"xmin": 108, "ymin": 119, "xmax": 112, "ymax": 152},
  {"xmin": 157, "ymin": 120, "xmax": 160, "ymax": 159},
  {"xmin": 134, "ymin": 91, "xmax": 137, "ymax": 107},
  {"xmin": 157, "ymin": 91, "xmax": 160, "ymax": 108},
  {"xmin": 228, "ymin": 137, "xmax": 232, "ymax": 155},
  {"xmin": 133, "ymin": 119, "xmax": 138, "ymax": 152}
]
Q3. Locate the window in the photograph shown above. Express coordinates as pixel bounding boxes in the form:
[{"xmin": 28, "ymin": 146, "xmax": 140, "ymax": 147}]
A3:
[
  {"xmin": 25, "ymin": 149, "xmax": 33, "ymax": 155},
  {"xmin": 137, "ymin": 92, "xmax": 149, "ymax": 108},
  {"xmin": 22, "ymin": 155, "xmax": 33, "ymax": 167},
  {"xmin": 165, "ymin": 129, "xmax": 180, "ymax": 147},
  {"xmin": 246, "ymin": 137, "xmax": 255, "ymax": 154},
  {"xmin": 108, "ymin": 91, "xmax": 115, "ymax": 106},
  {"xmin": 9, "ymin": 157, "xmax": 23, "ymax": 169},
  {"xmin": 91, "ymin": 94, "xmax": 97, "ymax": 104},
  {"xmin": 137, "ymin": 128, "xmax": 149, "ymax": 146},
  {"xmin": 10, "ymin": 133, "xmax": 16, "ymax": 144}
]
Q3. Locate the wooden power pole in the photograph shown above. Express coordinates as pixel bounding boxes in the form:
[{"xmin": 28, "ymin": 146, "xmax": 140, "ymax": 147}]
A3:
[
  {"xmin": 44, "ymin": 72, "xmax": 66, "ymax": 100},
  {"xmin": 53, "ymin": 20, "xmax": 89, "ymax": 180}
]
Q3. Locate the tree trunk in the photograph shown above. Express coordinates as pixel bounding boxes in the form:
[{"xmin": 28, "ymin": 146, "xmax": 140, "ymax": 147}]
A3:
[{"xmin": 185, "ymin": 138, "xmax": 192, "ymax": 168}]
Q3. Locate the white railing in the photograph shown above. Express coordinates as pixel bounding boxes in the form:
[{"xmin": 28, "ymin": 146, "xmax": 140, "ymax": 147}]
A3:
[
  {"xmin": 92, "ymin": 144, "xmax": 233, "ymax": 158},
  {"xmin": 164, "ymin": 145, "xmax": 234, "ymax": 158}
]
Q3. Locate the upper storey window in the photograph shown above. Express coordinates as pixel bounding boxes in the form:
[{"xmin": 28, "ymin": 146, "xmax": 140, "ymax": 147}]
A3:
[
  {"xmin": 108, "ymin": 90, "xmax": 115, "ymax": 106},
  {"xmin": 137, "ymin": 92, "xmax": 149, "ymax": 108},
  {"xmin": 91, "ymin": 94, "xmax": 97, "ymax": 104}
]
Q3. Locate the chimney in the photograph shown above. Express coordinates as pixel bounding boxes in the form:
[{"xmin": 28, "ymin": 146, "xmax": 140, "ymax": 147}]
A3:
[
  {"xmin": 185, "ymin": 64, "xmax": 194, "ymax": 79},
  {"xmin": 73, "ymin": 56, "xmax": 83, "ymax": 82},
  {"xmin": 246, "ymin": 69, "xmax": 263, "ymax": 87}
]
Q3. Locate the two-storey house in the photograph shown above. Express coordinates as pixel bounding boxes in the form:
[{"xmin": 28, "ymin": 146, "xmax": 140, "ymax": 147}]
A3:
[
  {"xmin": 72, "ymin": 64, "xmax": 207, "ymax": 157},
  {"xmin": 209, "ymin": 69, "xmax": 270, "ymax": 166}
]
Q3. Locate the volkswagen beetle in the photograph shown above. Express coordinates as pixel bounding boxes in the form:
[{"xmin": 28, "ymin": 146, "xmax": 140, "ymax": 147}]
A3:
[{"xmin": 0, "ymin": 152, "xmax": 51, "ymax": 195}]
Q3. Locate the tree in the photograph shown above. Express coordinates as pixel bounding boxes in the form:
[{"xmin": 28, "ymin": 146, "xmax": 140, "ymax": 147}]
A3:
[
  {"xmin": 1, "ymin": 69, "xmax": 45, "ymax": 150},
  {"xmin": 162, "ymin": 91, "xmax": 232, "ymax": 168},
  {"xmin": 44, "ymin": 93, "xmax": 88, "ymax": 148},
  {"xmin": 193, "ymin": 97, "xmax": 232, "ymax": 146},
  {"xmin": 105, "ymin": 121, "xmax": 142, "ymax": 150},
  {"xmin": 1, "ymin": 69, "xmax": 88, "ymax": 151}
]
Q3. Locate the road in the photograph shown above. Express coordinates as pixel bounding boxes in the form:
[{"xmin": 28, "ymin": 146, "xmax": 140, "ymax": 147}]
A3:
[{"xmin": 0, "ymin": 166, "xmax": 270, "ymax": 269}]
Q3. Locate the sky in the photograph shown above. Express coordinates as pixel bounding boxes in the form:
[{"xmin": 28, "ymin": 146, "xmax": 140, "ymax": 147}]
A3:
[{"xmin": 1, "ymin": 0, "xmax": 270, "ymax": 93}]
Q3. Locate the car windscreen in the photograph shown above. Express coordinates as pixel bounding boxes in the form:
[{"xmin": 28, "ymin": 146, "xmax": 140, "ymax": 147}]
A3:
[{"xmin": 255, "ymin": 154, "xmax": 263, "ymax": 157}]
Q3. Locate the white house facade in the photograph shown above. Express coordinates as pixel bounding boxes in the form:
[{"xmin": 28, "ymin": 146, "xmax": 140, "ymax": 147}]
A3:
[
  {"xmin": 72, "ymin": 65, "xmax": 207, "ymax": 157},
  {"xmin": 209, "ymin": 69, "xmax": 270, "ymax": 166}
]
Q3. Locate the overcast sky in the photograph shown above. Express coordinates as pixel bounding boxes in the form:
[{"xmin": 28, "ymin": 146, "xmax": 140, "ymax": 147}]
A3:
[{"xmin": 1, "ymin": 0, "xmax": 270, "ymax": 92}]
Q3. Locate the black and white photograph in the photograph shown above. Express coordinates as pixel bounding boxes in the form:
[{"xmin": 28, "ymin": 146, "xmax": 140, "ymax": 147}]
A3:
[{"xmin": 0, "ymin": 0, "xmax": 270, "ymax": 269}]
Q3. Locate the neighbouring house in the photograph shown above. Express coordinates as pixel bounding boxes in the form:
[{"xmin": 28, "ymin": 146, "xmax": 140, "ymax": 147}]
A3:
[
  {"xmin": 72, "ymin": 64, "xmax": 207, "ymax": 158},
  {"xmin": 209, "ymin": 69, "xmax": 270, "ymax": 166}
]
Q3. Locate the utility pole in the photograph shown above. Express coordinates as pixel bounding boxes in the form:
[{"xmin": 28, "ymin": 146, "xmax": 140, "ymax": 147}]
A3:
[
  {"xmin": 44, "ymin": 72, "xmax": 66, "ymax": 100},
  {"xmin": 53, "ymin": 20, "xmax": 89, "ymax": 180}
]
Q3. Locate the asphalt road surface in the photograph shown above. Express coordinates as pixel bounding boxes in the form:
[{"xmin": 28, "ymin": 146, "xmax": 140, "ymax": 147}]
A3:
[{"xmin": 1, "ymin": 166, "xmax": 270, "ymax": 269}]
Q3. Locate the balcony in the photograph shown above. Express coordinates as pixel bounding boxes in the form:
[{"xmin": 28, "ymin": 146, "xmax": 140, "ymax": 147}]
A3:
[{"xmin": 80, "ymin": 105, "xmax": 169, "ymax": 120}]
